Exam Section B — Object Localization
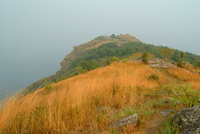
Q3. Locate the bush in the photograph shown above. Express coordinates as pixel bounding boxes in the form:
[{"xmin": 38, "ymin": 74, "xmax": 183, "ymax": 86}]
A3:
[
  {"xmin": 173, "ymin": 85, "xmax": 200, "ymax": 107},
  {"xmin": 177, "ymin": 59, "xmax": 184, "ymax": 67},
  {"xmin": 142, "ymin": 52, "xmax": 148, "ymax": 64},
  {"xmin": 106, "ymin": 59, "xmax": 111, "ymax": 65},
  {"xmin": 195, "ymin": 61, "xmax": 200, "ymax": 67},
  {"xmin": 78, "ymin": 60, "xmax": 100, "ymax": 72},
  {"xmin": 112, "ymin": 56, "xmax": 120, "ymax": 61},
  {"xmin": 149, "ymin": 74, "xmax": 159, "ymax": 81}
]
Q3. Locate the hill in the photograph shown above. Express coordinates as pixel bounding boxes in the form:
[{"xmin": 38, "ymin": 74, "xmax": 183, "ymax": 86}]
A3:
[
  {"xmin": 0, "ymin": 62, "xmax": 200, "ymax": 133},
  {"xmin": 25, "ymin": 34, "xmax": 200, "ymax": 93}
]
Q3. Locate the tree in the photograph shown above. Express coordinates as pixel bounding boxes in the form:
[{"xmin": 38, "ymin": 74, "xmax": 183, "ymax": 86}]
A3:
[
  {"xmin": 180, "ymin": 51, "xmax": 184, "ymax": 59},
  {"xmin": 112, "ymin": 56, "xmax": 120, "ymax": 61},
  {"xmin": 159, "ymin": 47, "xmax": 175, "ymax": 61},
  {"xmin": 75, "ymin": 66, "xmax": 87, "ymax": 74},
  {"xmin": 177, "ymin": 51, "xmax": 184, "ymax": 67},
  {"xmin": 106, "ymin": 59, "xmax": 111, "ymax": 65},
  {"xmin": 195, "ymin": 61, "xmax": 200, "ymax": 68},
  {"xmin": 111, "ymin": 34, "xmax": 116, "ymax": 38},
  {"xmin": 142, "ymin": 52, "xmax": 148, "ymax": 64},
  {"xmin": 78, "ymin": 60, "xmax": 100, "ymax": 73}
]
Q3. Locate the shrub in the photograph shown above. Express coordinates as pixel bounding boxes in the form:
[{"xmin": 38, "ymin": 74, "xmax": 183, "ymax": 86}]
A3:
[
  {"xmin": 177, "ymin": 59, "xmax": 184, "ymax": 67},
  {"xmin": 149, "ymin": 74, "xmax": 159, "ymax": 81},
  {"xmin": 112, "ymin": 56, "xmax": 120, "ymax": 61},
  {"xmin": 106, "ymin": 59, "xmax": 111, "ymax": 65},
  {"xmin": 142, "ymin": 52, "xmax": 148, "ymax": 64},
  {"xmin": 177, "ymin": 51, "xmax": 184, "ymax": 67},
  {"xmin": 173, "ymin": 85, "xmax": 200, "ymax": 107}
]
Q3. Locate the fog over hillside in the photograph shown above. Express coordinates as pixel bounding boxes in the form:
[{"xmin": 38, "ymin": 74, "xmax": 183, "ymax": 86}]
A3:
[{"xmin": 1, "ymin": 0, "xmax": 200, "ymax": 98}]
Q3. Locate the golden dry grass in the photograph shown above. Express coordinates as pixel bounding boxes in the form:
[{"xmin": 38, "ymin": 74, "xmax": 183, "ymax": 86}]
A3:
[
  {"xmin": 168, "ymin": 68, "xmax": 200, "ymax": 89},
  {"xmin": 1, "ymin": 62, "xmax": 199, "ymax": 133},
  {"xmin": 0, "ymin": 62, "xmax": 167, "ymax": 133}
]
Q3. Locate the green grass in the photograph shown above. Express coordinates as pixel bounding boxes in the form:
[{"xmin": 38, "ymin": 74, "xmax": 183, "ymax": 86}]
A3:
[
  {"xmin": 163, "ymin": 84, "xmax": 200, "ymax": 107},
  {"xmin": 157, "ymin": 118, "xmax": 179, "ymax": 134},
  {"xmin": 110, "ymin": 99, "xmax": 155, "ymax": 121},
  {"xmin": 149, "ymin": 74, "xmax": 159, "ymax": 81}
]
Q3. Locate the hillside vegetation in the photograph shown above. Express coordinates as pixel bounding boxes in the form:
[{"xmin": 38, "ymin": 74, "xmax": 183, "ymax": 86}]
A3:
[
  {"xmin": 25, "ymin": 34, "xmax": 200, "ymax": 93},
  {"xmin": 1, "ymin": 62, "xmax": 200, "ymax": 134}
]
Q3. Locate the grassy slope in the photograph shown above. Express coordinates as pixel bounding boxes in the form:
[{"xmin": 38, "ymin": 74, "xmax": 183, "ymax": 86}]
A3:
[
  {"xmin": 0, "ymin": 62, "xmax": 200, "ymax": 134},
  {"xmin": 25, "ymin": 34, "xmax": 200, "ymax": 93}
]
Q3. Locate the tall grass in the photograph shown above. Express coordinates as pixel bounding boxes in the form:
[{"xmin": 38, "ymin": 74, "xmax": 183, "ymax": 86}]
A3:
[
  {"xmin": 168, "ymin": 68, "xmax": 200, "ymax": 89},
  {"xmin": 0, "ymin": 62, "xmax": 167, "ymax": 133},
  {"xmin": 168, "ymin": 68, "xmax": 200, "ymax": 81}
]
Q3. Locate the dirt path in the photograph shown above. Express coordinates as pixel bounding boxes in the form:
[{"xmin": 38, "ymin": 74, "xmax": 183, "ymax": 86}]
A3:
[
  {"xmin": 133, "ymin": 115, "xmax": 165, "ymax": 134},
  {"xmin": 143, "ymin": 116, "xmax": 164, "ymax": 134}
]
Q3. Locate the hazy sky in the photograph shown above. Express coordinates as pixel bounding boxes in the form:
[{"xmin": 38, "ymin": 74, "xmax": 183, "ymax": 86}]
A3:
[{"xmin": 0, "ymin": 0, "xmax": 200, "ymax": 96}]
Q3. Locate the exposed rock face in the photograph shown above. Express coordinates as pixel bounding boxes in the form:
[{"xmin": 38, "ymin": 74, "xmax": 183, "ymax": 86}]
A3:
[
  {"xmin": 130, "ymin": 58, "xmax": 176, "ymax": 68},
  {"xmin": 173, "ymin": 106, "xmax": 200, "ymax": 134},
  {"xmin": 110, "ymin": 114, "xmax": 138, "ymax": 129},
  {"xmin": 148, "ymin": 58, "xmax": 176, "ymax": 68}
]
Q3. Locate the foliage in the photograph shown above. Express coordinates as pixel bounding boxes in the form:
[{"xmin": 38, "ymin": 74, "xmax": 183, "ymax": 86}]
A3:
[
  {"xmin": 159, "ymin": 47, "xmax": 175, "ymax": 61},
  {"xmin": 157, "ymin": 118, "xmax": 179, "ymax": 134},
  {"xmin": 177, "ymin": 51, "xmax": 184, "ymax": 67},
  {"xmin": 163, "ymin": 84, "xmax": 200, "ymax": 107},
  {"xmin": 142, "ymin": 52, "xmax": 148, "ymax": 64},
  {"xmin": 75, "ymin": 60, "xmax": 100, "ymax": 74},
  {"xmin": 112, "ymin": 56, "xmax": 120, "ymax": 61},
  {"xmin": 75, "ymin": 66, "xmax": 87, "ymax": 74},
  {"xmin": 79, "ymin": 60, "xmax": 100, "ymax": 71},
  {"xmin": 106, "ymin": 59, "xmax": 111, "ymax": 65},
  {"xmin": 195, "ymin": 61, "xmax": 200, "ymax": 67},
  {"xmin": 184, "ymin": 52, "xmax": 200, "ymax": 65},
  {"xmin": 180, "ymin": 51, "xmax": 184, "ymax": 58},
  {"xmin": 111, "ymin": 34, "xmax": 116, "ymax": 38},
  {"xmin": 149, "ymin": 74, "xmax": 159, "ymax": 81},
  {"xmin": 173, "ymin": 85, "xmax": 200, "ymax": 107},
  {"xmin": 177, "ymin": 59, "xmax": 184, "ymax": 67}
]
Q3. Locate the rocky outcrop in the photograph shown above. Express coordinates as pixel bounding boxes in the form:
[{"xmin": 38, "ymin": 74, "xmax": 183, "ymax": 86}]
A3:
[
  {"xmin": 173, "ymin": 106, "xmax": 200, "ymax": 134},
  {"xmin": 110, "ymin": 114, "xmax": 138, "ymax": 129},
  {"xmin": 130, "ymin": 58, "xmax": 176, "ymax": 68},
  {"xmin": 148, "ymin": 58, "xmax": 176, "ymax": 68}
]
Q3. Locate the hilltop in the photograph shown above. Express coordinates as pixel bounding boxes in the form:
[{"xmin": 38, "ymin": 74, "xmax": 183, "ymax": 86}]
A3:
[
  {"xmin": 0, "ymin": 61, "xmax": 200, "ymax": 133},
  {"xmin": 25, "ymin": 34, "xmax": 200, "ymax": 93}
]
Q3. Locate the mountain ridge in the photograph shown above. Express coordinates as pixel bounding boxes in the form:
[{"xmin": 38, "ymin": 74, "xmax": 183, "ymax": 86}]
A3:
[{"xmin": 24, "ymin": 34, "xmax": 200, "ymax": 93}]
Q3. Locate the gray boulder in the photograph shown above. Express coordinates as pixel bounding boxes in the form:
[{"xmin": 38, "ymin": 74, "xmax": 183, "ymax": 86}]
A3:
[
  {"xmin": 110, "ymin": 114, "xmax": 138, "ymax": 129},
  {"xmin": 173, "ymin": 106, "xmax": 200, "ymax": 134}
]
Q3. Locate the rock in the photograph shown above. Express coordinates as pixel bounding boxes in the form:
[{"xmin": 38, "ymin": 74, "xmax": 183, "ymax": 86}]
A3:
[
  {"xmin": 163, "ymin": 99, "xmax": 179, "ymax": 105},
  {"xmin": 173, "ymin": 106, "xmax": 200, "ymax": 134},
  {"xmin": 173, "ymin": 100, "xmax": 180, "ymax": 105},
  {"xmin": 164, "ymin": 100, "xmax": 171, "ymax": 104},
  {"xmin": 159, "ymin": 110, "xmax": 173, "ymax": 116},
  {"xmin": 129, "ymin": 58, "xmax": 176, "ymax": 68},
  {"xmin": 110, "ymin": 114, "xmax": 138, "ymax": 129}
]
